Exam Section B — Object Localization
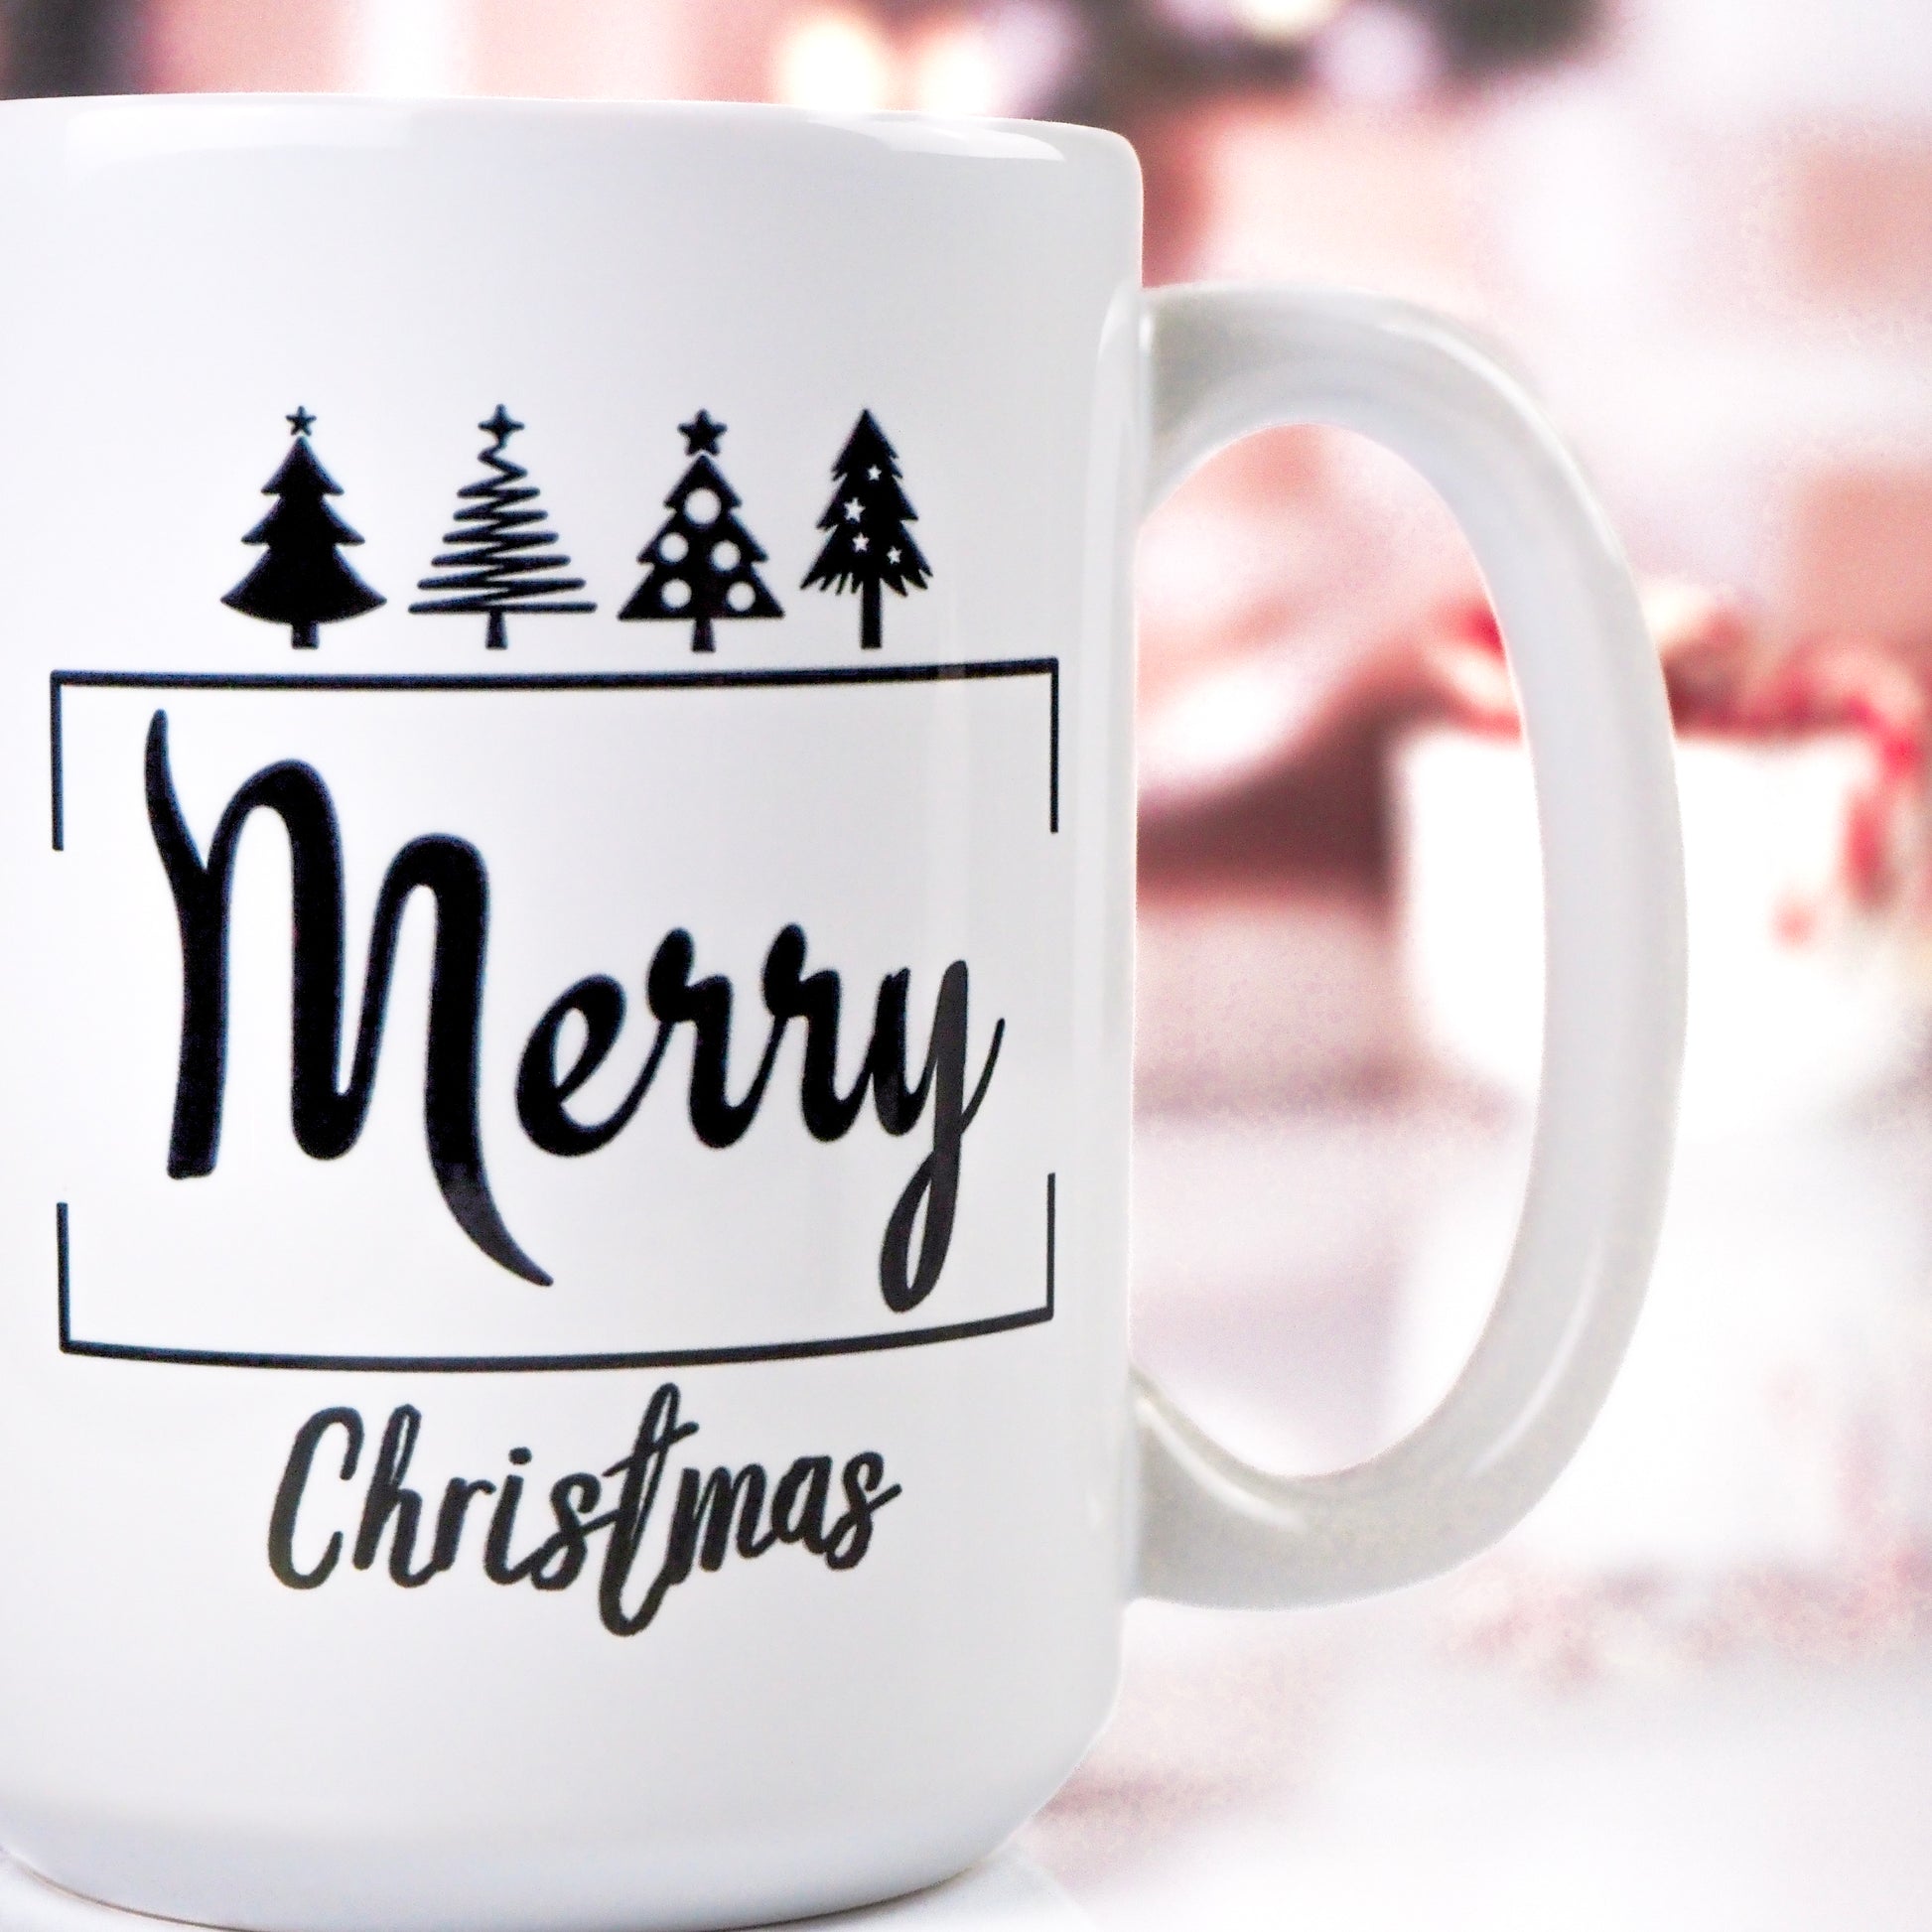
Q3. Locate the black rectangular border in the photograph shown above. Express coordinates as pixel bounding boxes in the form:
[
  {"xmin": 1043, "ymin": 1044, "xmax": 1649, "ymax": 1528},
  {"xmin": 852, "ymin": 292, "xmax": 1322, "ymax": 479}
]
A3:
[
  {"xmin": 56, "ymin": 1176, "xmax": 1054, "ymax": 1372},
  {"xmin": 51, "ymin": 665, "xmax": 1059, "ymax": 1371},
  {"xmin": 50, "ymin": 658, "xmax": 1061, "ymax": 849}
]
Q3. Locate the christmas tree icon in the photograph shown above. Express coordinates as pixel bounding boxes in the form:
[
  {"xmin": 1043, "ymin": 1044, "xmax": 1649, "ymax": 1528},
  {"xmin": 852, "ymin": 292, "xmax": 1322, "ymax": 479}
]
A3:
[
  {"xmin": 619, "ymin": 410, "xmax": 783, "ymax": 653},
  {"xmin": 410, "ymin": 405, "xmax": 595, "ymax": 649},
  {"xmin": 801, "ymin": 410, "xmax": 930, "ymax": 651},
  {"xmin": 221, "ymin": 407, "xmax": 385, "ymax": 650}
]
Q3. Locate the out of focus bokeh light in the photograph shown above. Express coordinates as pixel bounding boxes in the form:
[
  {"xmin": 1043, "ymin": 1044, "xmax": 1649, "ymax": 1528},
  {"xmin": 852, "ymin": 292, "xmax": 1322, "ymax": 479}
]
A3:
[{"xmin": 774, "ymin": 9, "xmax": 897, "ymax": 112}]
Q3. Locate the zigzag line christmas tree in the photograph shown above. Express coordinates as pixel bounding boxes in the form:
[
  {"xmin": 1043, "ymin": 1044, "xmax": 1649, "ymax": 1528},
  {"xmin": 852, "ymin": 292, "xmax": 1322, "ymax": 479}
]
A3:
[
  {"xmin": 620, "ymin": 410, "xmax": 782, "ymax": 653},
  {"xmin": 222, "ymin": 407, "xmax": 385, "ymax": 650},
  {"xmin": 802, "ymin": 410, "xmax": 930, "ymax": 650},
  {"xmin": 411, "ymin": 405, "xmax": 595, "ymax": 649}
]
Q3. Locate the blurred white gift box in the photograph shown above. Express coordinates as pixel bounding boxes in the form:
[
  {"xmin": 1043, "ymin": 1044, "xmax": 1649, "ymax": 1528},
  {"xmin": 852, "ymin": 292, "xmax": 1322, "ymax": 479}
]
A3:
[{"xmin": 1396, "ymin": 726, "xmax": 1932, "ymax": 1138}]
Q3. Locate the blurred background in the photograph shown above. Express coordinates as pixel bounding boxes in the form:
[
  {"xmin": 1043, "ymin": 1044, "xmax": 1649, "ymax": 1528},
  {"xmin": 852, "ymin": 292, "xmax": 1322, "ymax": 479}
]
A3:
[{"xmin": 9, "ymin": 3, "xmax": 1932, "ymax": 1926}]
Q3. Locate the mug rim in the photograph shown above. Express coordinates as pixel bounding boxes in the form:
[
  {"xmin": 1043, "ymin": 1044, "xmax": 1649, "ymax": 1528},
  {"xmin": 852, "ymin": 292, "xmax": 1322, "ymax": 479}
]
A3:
[{"xmin": 0, "ymin": 89, "xmax": 1140, "ymax": 174}]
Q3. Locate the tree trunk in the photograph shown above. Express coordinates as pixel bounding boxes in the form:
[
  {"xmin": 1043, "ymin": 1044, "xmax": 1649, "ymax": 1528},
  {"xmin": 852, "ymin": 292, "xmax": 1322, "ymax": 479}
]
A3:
[
  {"xmin": 692, "ymin": 613, "xmax": 715, "ymax": 653},
  {"xmin": 292, "ymin": 620, "xmax": 319, "ymax": 651},
  {"xmin": 861, "ymin": 578, "xmax": 881, "ymax": 651},
  {"xmin": 485, "ymin": 609, "xmax": 508, "ymax": 651}
]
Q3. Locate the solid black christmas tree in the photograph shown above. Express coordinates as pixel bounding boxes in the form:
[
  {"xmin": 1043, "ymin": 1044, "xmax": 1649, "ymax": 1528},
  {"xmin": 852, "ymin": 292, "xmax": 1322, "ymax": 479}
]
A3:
[
  {"xmin": 801, "ymin": 410, "xmax": 930, "ymax": 651},
  {"xmin": 222, "ymin": 407, "xmax": 385, "ymax": 650},
  {"xmin": 410, "ymin": 405, "xmax": 595, "ymax": 649},
  {"xmin": 620, "ymin": 410, "xmax": 783, "ymax": 652}
]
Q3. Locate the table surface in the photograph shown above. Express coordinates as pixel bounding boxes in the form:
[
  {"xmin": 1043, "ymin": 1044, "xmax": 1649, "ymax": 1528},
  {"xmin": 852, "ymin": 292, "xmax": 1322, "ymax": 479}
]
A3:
[{"xmin": 1023, "ymin": 1100, "xmax": 1932, "ymax": 1932}]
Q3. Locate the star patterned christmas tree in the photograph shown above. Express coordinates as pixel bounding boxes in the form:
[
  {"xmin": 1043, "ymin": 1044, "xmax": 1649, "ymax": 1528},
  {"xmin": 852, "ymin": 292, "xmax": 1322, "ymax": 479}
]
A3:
[{"xmin": 801, "ymin": 410, "xmax": 930, "ymax": 651}]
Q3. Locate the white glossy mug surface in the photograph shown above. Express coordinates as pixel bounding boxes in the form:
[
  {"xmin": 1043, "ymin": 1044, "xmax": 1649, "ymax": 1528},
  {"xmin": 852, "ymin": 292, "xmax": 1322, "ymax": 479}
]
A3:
[{"xmin": 0, "ymin": 97, "xmax": 1683, "ymax": 1932}]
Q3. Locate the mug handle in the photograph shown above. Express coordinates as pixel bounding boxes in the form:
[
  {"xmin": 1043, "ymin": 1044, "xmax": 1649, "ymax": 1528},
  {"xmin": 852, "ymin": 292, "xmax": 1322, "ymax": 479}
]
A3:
[{"xmin": 1133, "ymin": 285, "xmax": 1687, "ymax": 1605}]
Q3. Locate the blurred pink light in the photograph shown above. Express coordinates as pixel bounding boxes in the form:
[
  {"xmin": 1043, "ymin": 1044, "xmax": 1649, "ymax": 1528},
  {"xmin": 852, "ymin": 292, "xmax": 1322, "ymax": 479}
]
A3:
[
  {"xmin": 909, "ymin": 18, "xmax": 1004, "ymax": 116},
  {"xmin": 772, "ymin": 8, "xmax": 897, "ymax": 112}
]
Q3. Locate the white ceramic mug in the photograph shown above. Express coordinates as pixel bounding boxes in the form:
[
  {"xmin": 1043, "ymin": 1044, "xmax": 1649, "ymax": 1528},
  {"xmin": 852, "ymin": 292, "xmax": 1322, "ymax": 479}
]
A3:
[{"xmin": 0, "ymin": 95, "xmax": 1683, "ymax": 1932}]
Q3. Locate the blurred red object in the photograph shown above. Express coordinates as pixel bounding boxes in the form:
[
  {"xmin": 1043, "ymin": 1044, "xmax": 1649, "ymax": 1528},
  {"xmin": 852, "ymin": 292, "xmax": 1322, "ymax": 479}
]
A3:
[
  {"xmin": 1143, "ymin": 572, "xmax": 1932, "ymax": 916},
  {"xmin": 1419, "ymin": 580, "xmax": 1932, "ymax": 921}
]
